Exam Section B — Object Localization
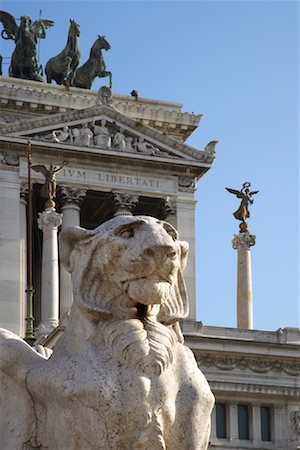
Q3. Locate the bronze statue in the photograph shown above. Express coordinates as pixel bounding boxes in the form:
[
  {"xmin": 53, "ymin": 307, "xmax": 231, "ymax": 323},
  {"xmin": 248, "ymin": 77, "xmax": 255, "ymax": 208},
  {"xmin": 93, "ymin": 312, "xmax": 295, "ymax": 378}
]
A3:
[
  {"xmin": 72, "ymin": 35, "xmax": 112, "ymax": 89},
  {"xmin": 32, "ymin": 162, "xmax": 65, "ymax": 203},
  {"xmin": 226, "ymin": 182, "xmax": 258, "ymax": 224},
  {"xmin": 0, "ymin": 11, "xmax": 54, "ymax": 81},
  {"xmin": 45, "ymin": 19, "xmax": 80, "ymax": 86}
]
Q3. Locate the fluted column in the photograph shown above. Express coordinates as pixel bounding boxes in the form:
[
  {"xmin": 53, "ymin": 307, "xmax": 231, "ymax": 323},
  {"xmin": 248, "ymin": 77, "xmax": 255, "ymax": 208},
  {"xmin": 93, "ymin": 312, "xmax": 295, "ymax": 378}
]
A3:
[
  {"xmin": 161, "ymin": 196, "xmax": 177, "ymax": 227},
  {"xmin": 19, "ymin": 183, "xmax": 28, "ymax": 338},
  {"xmin": 36, "ymin": 207, "xmax": 62, "ymax": 339},
  {"xmin": 232, "ymin": 231, "xmax": 256, "ymax": 329},
  {"xmin": 113, "ymin": 192, "xmax": 139, "ymax": 216},
  {"xmin": 59, "ymin": 186, "xmax": 87, "ymax": 322}
]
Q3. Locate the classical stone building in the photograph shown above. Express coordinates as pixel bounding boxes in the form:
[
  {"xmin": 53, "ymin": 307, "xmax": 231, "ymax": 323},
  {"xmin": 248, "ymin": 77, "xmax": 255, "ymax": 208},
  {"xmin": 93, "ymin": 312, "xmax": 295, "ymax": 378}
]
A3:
[{"xmin": 0, "ymin": 76, "xmax": 299, "ymax": 449}]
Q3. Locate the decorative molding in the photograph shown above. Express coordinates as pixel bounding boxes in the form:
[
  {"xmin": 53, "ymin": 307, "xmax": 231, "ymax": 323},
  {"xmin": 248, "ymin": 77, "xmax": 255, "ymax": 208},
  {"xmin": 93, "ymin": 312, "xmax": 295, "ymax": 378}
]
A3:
[
  {"xmin": 197, "ymin": 354, "xmax": 300, "ymax": 376},
  {"xmin": 232, "ymin": 231, "xmax": 256, "ymax": 250},
  {"xmin": 208, "ymin": 380, "xmax": 300, "ymax": 398},
  {"xmin": 0, "ymin": 78, "xmax": 202, "ymax": 141},
  {"xmin": 0, "ymin": 115, "xmax": 23, "ymax": 125}
]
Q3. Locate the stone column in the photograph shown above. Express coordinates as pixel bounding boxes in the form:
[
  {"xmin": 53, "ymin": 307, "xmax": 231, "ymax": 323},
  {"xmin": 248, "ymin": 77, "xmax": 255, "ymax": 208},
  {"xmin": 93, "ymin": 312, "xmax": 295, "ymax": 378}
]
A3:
[
  {"xmin": 176, "ymin": 196, "xmax": 196, "ymax": 320},
  {"xmin": 274, "ymin": 405, "xmax": 284, "ymax": 445},
  {"xmin": 161, "ymin": 196, "xmax": 177, "ymax": 227},
  {"xmin": 229, "ymin": 403, "xmax": 239, "ymax": 441},
  {"xmin": 36, "ymin": 207, "xmax": 62, "ymax": 339},
  {"xmin": 19, "ymin": 183, "xmax": 28, "ymax": 338},
  {"xmin": 210, "ymin": 405, "xmax": 217, "ymax": 440},
  {"xmin": 59, "ymin": 186, "xmax": 87, "ymax": 322},
  {"xmin": 252, "ymin": 403, "xmax": 261, "ymax": 444},
  {"xmin": 113, "ymin": 192, "xmax": 139, "ymax": 216},
  {"xmin": 232, "ymin": 231, "xmax": 256, "ymax": 329}
]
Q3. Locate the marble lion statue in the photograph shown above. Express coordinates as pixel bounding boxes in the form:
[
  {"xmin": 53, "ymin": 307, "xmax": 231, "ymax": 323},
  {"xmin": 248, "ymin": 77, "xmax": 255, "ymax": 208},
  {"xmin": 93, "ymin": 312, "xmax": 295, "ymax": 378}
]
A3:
[{"xmin": 0, "ymin": 215, "xmax": 214, "ymax": 450}]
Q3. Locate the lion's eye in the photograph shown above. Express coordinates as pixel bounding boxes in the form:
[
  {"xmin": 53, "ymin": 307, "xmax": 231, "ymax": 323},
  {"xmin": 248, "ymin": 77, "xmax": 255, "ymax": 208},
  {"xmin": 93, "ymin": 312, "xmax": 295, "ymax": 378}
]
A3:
[
  {"xmin": 168, "ymin": 230, "xmax": 177, "ymax": 241},
  {"xmin": 119, "ymin": 228, "xmax": 134, "ymax": 238}
]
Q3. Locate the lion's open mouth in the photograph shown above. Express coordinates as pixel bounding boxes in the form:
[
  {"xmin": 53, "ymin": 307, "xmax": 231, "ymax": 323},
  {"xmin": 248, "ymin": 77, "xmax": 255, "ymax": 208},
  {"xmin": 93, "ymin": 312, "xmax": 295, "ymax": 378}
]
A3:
[{"xmin": 136, "ymin": 303, "xmax": 160, "ymax": 320}]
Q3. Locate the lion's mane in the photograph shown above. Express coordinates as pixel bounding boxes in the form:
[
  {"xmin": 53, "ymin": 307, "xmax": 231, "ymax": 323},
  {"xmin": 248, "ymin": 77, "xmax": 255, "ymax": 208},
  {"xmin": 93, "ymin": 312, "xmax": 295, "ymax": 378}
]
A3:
[{"xmin": 60, "ymin": 215, "xmax": 189, "ymax": 375}]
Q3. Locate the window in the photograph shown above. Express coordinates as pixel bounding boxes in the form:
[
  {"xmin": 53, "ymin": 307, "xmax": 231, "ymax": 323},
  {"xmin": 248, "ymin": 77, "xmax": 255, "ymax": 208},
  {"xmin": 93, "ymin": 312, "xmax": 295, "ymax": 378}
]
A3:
[
  {"xmin": 216, "ymin": 403, "xmax": 227, "ymax": 438},
  {"xmin": 261, "ymin": 406, "xmax": 271, "ymax": 441},
  {"xmin": 238, "ymin": 405, "xmax": 249, "ymax": 440}
]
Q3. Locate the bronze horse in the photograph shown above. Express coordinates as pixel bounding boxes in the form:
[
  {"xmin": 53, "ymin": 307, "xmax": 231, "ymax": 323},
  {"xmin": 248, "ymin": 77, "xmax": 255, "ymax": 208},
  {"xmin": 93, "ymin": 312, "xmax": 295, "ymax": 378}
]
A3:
[
  {"xmin": 0, "ymin": 11, "xmax": 53, "ymax": 81},
  {"xmin": 72, "ymin": 35, "xmax": 112, "ymax": 89},
  {"xmin": 45, "ymin": 19, "xmax": 80, "ymax": 86}
]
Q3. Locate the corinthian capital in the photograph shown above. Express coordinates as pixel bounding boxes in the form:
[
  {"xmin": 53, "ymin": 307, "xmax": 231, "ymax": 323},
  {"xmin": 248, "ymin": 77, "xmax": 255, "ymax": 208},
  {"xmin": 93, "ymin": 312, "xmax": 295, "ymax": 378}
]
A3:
[
  {"xmin": 113, "ymin": 192, "xmax": 139, "ymax": 216},
  {"xmin": 161, "ymin": 196, "xmax": 177, "ymax": 219},
  {"xmin": 232, "ymin": 231, "xmax": 256, "ymax": 250},
  {"xmin": 38, "ymin": 210, "xmax": 63, "ymax": 230},
  {"xmin": 60, "ymin": 186, "xmax": 87, "ymax": 206}
]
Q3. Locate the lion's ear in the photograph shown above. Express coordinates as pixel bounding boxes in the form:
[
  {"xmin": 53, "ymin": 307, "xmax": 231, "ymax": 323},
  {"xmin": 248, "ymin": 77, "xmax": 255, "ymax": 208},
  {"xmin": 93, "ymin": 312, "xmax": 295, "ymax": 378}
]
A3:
[
  {"xmin": 59, "ymin": 226, "xmax": 90, "ymax": 273},
  {"xmin": 180, "ymin": 241, "xmax": 189, "ymax": 271}
]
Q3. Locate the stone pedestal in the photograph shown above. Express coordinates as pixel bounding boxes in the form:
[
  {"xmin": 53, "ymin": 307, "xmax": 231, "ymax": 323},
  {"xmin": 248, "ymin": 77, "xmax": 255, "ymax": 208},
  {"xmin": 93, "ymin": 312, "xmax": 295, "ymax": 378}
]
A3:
[
  {"xmin": 37, "ymin": 207, "xmax": 62, "ymax": 339},
  {"xmin": 232, "ymin": 231, "xmax": 256, "ymax": 329},
  {"xmin": 60, "ymin": 186, "xmax": 86, "ymax": 322}
]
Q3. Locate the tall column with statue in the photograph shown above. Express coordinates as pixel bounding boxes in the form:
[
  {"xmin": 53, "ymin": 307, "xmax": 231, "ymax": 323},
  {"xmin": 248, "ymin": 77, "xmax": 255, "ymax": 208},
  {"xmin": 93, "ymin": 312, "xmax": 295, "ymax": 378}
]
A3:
[
  {"xmin": 226, "ymin": 182, "xmax": 258, "ymax": 329},
  {"xmin": 32, "ymin": 163, "xmax": 64, "ymax": 340}
]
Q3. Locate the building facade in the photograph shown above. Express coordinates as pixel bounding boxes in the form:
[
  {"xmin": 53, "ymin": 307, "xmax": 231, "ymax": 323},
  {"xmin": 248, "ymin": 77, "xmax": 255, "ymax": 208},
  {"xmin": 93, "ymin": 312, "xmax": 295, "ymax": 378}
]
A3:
[{"xmin": 0, "ymin": 76, "xmax": 299, "ymax": 449}]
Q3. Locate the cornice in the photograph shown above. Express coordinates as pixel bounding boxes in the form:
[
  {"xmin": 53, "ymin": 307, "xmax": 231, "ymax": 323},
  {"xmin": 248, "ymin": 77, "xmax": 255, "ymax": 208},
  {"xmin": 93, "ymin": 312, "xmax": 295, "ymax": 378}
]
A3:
[
  {"xmin": 0, "ymin": 76, "xmax": 201, "ymax": 141},
  {"xmin": 208, "ymin": 380, "xmax": 300, "ymax": 398}
]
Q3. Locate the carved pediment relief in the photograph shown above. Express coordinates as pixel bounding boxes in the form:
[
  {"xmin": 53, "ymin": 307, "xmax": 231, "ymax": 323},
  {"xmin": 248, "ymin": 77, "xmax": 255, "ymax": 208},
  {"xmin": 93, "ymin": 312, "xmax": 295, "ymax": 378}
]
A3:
[
  {"xmin": 27, "ymin": 118, "xmax": 180, "ymax": 160},
  {"xmin": 0, "ymin": 105, "xmax": 217, "ymax": 164}
]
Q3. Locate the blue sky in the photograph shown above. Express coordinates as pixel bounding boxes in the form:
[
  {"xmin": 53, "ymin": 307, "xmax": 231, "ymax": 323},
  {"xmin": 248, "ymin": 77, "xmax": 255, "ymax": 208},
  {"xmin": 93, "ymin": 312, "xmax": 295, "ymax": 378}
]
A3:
[{"xmin": 1, "ymin": 1, "xmax": 299, "ymax": 331}]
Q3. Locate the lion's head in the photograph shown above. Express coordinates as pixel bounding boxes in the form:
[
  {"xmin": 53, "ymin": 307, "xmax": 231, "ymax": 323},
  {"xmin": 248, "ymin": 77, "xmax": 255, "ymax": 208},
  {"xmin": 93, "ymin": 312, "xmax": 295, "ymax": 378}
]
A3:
[{"xmin": 59, "ymin": 215, "xmax": 189, "ymax": 375}]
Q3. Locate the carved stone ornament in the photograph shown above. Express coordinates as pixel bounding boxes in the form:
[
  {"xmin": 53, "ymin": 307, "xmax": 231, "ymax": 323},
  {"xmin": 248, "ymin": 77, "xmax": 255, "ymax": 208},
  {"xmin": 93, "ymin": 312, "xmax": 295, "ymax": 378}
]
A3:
[
  {"xmin": 0, "ymin": 115, "xmax": 23, "ymax": 125},
  {"xmin": 0, "ymin": 215, "xmax": 214, "ymax": 450},
  {"xmin": 178, "ymin": 176, "xmax": 195, "ymax": 188},
  {"xmin": 60, "ymin": 185, "xmax": 87, "ymax": 206},
  {"xmin": 202, "ymin": 140, "xmax": 218, "ymax": 163},
  {"xmin": 0, "ymin": 151, "xmax": 19, "ymax": 166},
  {"xmin": 37, "ymin": 209, "xmax": 63, "ymax": 231},
  {"xmin": 197, "ymin": 354, "xmax": 300, "ymax": 376},
  {"xmin": 113, "ymin": 192, "xmax": 139, "ymax": 215},
  {"xmin": 291, "ymin": 410, "xmax": 300, "ymax": 436},
  {"xmin": 232, "ymin": 231, "xmax": 256, "ymax": 250},
  {"xmin": 20, "ymin": 182, "xmax": 28, "ymax": 200},
  {"xmin": 95, "ymin": 86, "xmax": 113, "ymax": 106},
  {"xmin": 34, "ymin": 118, "xmax": 176, "ymax": 160},
  {"xmin": 161, "ymin": 196, "xmax": 177, "ymax": 219}
]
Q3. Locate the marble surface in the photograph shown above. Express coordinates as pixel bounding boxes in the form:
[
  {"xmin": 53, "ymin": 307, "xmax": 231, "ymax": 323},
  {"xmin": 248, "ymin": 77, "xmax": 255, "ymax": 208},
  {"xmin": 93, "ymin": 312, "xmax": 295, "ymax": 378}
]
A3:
[{"xmin": 0, "ymin": 215, "xmax": 214, "ymax": 449}]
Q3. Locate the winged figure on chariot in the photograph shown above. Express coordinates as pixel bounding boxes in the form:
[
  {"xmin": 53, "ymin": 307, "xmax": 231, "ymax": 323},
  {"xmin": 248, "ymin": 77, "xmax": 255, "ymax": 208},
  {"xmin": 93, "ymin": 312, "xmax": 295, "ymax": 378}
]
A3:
[{"xmin": 0, "ymin": 10, "xmax": 54, "ymax": 81}]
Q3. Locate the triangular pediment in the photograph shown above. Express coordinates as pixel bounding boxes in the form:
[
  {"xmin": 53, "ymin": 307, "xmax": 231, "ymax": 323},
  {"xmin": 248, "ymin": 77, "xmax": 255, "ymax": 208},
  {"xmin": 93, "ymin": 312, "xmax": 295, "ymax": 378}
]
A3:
[{"xmin": 0, "ymin": 104, "xmax": 215, "ymax": 165}]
